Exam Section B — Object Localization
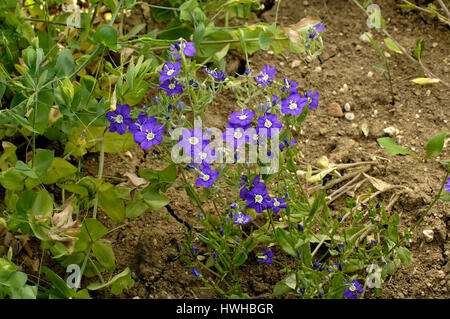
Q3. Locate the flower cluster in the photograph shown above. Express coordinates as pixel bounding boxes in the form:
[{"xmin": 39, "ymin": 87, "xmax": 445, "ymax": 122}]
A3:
[{"xmin": 107, "ymin": 104, "xmax": 165, "ymax": 150}]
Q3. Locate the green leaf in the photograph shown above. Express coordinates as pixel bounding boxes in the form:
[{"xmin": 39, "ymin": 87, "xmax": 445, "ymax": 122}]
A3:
[
  {"xmin": 377, "ymin": 137, "xmax": 411, "ymax": 156},
  {"xmin": 273, "ymin": 279, "xmax": 291, "ymax": 296},
  {"xmin": 396, "ymin": 247, "xmax": 412, "ymax": 265},
  {"xmin": 94, "ymin": 25, "xmax": 118, "ymax": 51},
  {"xmin": 411, "ymin": 77, "xmax": 439, "ymax": 85},
  {"xmin": 440, "ymin": 189, "xmax": 450, "ymax": 202},
  {"xmin": 275, "ymin": 228, "xmax": 296, "ymax": 257},
  {"xmin": 33, "ymin": 149, "xmax": 54, "ymax": 178},
  {"xmin": 98, "ymin": 183, "xmax": 125, "ymax": 223},
  {"xmin": 384, "ymin": 38, "xmax": 403, "ymax": 54},
  {"xmin": 258, "ymin": 31, "xmax": 272, "ymax": 51},
  {"xmin": 41, "ymin": 157, "xmax": 78, "ymax": 184},
  {"xmin": 92, "ymin": 240, "xmax": 116, "ymax": 272},
  {"xmin": 425, "ymin": 132, "xmax": 447, "ymax": 160},
  {"xmin": 78, "ymin": 218, "xmax": 109, "ymax": 243},
  {"xmin": 141, "ymin": 186, "xmax": 170, "ymax": 210},
  {"xmin": 125, "ymin": 199, "xmax": 149, "ymax": 218},
  {"xmin": 413, "ymin": 38, "xmax": 425, "ymax": 62},
  {"xmin": 31, "ymin": 189, "xmax": 53, "ymax": 217},
  {"xmin": 0, "ymin": 168, "xmax": 26, "ymax": 191},
  {"xmin": 15, "ymin": 161, "xmax": 38, "ymax": 179},
  {"xmin": 87, "ymin": 267, "xmax": 134, "ymax": 295},
  {"xmin": 55, "ymin": 49, "xmax": 75, "ymax": 78},
  {"xmin": 370, "ymin": 63, "xmax": 387, "ymax": 73}
]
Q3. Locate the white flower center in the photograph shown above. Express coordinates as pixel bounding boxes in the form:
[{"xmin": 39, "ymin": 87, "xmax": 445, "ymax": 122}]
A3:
[
  {"xmin": 255, "ymin": 194, "xmax": 263, "ymax": 203},
  {"xmin": 274, "ymin": 199, "xmax": 280, "ymax": 207},
  {"xmin": 201, "ymin": 173, "xmax": 210, "ymax": 181},
  {"xmin": 289, "ymin": 101, "xmax": 298, "ymax": 110},
  {"xmin": 264, "ymin": 119, "xmax": 272, "ymax": 128},
  {"xmin": 349, "ymin": 284, "xmax": 356, "ymax": 292},
  {"xmin": 237, "ymin": 217, "xmax": 244, "ymax": 223},
  {"xmin": 114, "ymin": 115, "xmax": 123, "ymax": 123},
  {"xmin": 238, "ymin": 114, "xmax": 248, "ymax": 120},
  {"xmin": 234, "ymin": 131, "xmax": 243, "ymax": 139},
  {"xmin": 253, "ymin": 134, "xmax": 259, "ymax": 141},
  {"xmin": 189, "ymin": 137, "xmax": 199, "ymax": 145},
  {"xmin": 199, "ymin": 152, "xmax": 207, "ymax": 160},
  {"xmin": 146, "ymin": 132, "xmax": 155, "ymax": 141},
  {"xmin": 262, "ymin": 74, "xmax": 269, "ymax": 81},
  {"xmin": 167, "ymin": 69, "xmax": 174, "ymax": 76},
  {"xmin": 169, "ymin": 83, "xmax": 175, "ymax": 89}
]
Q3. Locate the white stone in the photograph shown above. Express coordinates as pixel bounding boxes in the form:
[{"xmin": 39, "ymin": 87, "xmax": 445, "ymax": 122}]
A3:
[
  {"xmin": 344, "ymin": 102, "xmax": 351, "ymax": 111},
  {"xmin": 384, "ymin": 126, "xmax": 399, "ymax": 136},
  {"xmin": 423, "ymin": 229, "xmax": 434, "ymax": 242},
  {"xmin": 359, "ymin": 32, "xmax": 372, "ymax": 43},
  {"xmin": 345, "ymin": 112, "xmax": 355, "ymax": 121},
  {"xmin": 367, "ymin": 71, "xmax": 374, "ymax": 78}
]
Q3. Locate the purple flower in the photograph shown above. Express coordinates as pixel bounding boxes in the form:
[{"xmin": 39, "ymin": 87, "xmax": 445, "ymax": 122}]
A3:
[
  {"xmin": 230, "ymin": 202, "xmax": 237, "ymax": 209},
  {"xmin": 191, "ymin": 268, "xmax": 201, "ymax": 278},
  {"xmin": 195, "ymin": 164, "xmax": 219, "ymax": 188},
  {"xmin": 271, "ymin": 197, "xmax": 287, "ymax": 214},
  {"xmin": 297, "ymin": 223, "xmax": 304, "ymax": 232},
  {"xmin": 212, "ymin": 252, "xmax": 218, "ymax": 261},
  {"xmin": 245, "ymin": 68, "xmax": 252, "ymax": 75},
  {"xmin": 243, "ymin": 176, "xmax": 272, "ymax": 213},
  {"xmin": 177, "ymin": 127, "xmax": 209, "ymax": 158},
  {"xmin": 272, "ymin": 95, "xmax": 278, "ymax": 106},
  {"xmin": 256, "ymin": 114, "xmax": 282, "ymax": 138},
  {"xmin": 192, "ymin": 140, "xmax": 217, "ymax": 165},
  {"xmin": 254, "ymin": 64, "xmax": 276, "ymax": 88},
  {"xmin": 307, "ymin": 23, "xmax": 325, "ymax": 41},
  {"xmin": 205, "ymin": 67, "xmax": 226, "ymax": 82},
  {"xmin": 281, "ymin": 93, "xmax": 308, "ymax": 116},
  {"xmin": 158, "ymin": 61, "xmax": 181, "ymax": 82},
  {"xmin": 133, "ymin": 117, "xmax": 165, "ymax": 150},
  {"xmin": 223, "ymin": 126, "xmax": 248, "ymax": 150},
  {"xmin": 281, "ymin": 78, "xmax": 298, "ymax": 93},
  {"xmin": 233, "ymin": 212, "xmax": 253, "ymax": 225},
  {"xmin": 343, "ymin": 280, "xmax": 363, "ymax": 299},
  {"xmin": 128, "ymin": 112, "xmax": 148, "ymax": 136},
  {"xmin": 296, "ymin": 250, "xmax": 301, "ymax": 260},
  {"xmin": 313, "ymin": 262, "xmax": 323, "ymax": 271},
  {"xmin": 259, "ymin": 249, "xmax": 274, "ymax": 264},
  {"xmin": 170, "ymin": 41, "xmax": 196, "ymax": 60},
  {"xmin": 160, "ymin": 79, "xmax": 184, "ymax": 96},
  {"xmin": 444, "ymin": 177, "xmax": 450, "ymax": 192},
  {"xmin": 279, "ymin": 138, "xmax": 297, "ymax": 150},
  {"xmin": 305, "ymin": 91, "xmax": 319, "ymax": 109},
  {"xmin": 333, "ymin": 262, "xmax": 342, "ymax": 271},
  {"xmin": 229, "ymin": 109, "xmax": 255, "ymax": 127},
  {"xmin": 106, "ymin": 104, "xmax": 132, "ymax": 135}
]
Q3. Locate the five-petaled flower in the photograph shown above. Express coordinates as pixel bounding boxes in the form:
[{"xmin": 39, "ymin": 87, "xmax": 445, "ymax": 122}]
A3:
[
  {"xmin": 271, "ymin": 197, "xmax": 287, "ymax": 214},
  {"xmin": 229, "ymin": 109, "xmax": 255, "ymax": 127},
  {"xmin": 259, "ymin": 249, "xmax": 274, "ymax": 264},
  {"xmin": 160, "ymin": 79, "xmax": 184, "ymax": 96},
  {"xmin": 133, "ymin": 117, "xmax": 165, "ymax": 150},
  {"xmin": 343, "ymin": 280, "xmax": 363, "ymax": 299},
  {"xmin": 281, "ymin": 78, "xmax": 298, "ymax": 93},
  {"xmin": 170, "ymin": 41, "xmax": 196, "ymax": 60},
  {"xmin": 242, "ymin": 175, "xmax": 272, "ymax": 213},
  {"xmin": 158, "ymin": 61, "xmax": 182, "ymax": 82},
  {"xmin": 195, "ymin": 164, "xmax": 219, "ymax": 188},
  {"xmin": 256, "ymin": 114, "xmax": 282, "ymax": 138},
  {"xmin": 205, "ymin": 67, "xmax": 226, "ymax": 82},
  {"xmin": 106, "ymin": 104, "xmax": 133, "ymax": 135},
  {"xmin": 254, "ymin": 64, "xmax": 276, "ymax": 88},
  {"xmin": 232, "ymin": 212, "xmax": 253, "ymax": 225},
  {"xmin": 281, "ymin": 93, "xmax": 309, "ymax": 116}
]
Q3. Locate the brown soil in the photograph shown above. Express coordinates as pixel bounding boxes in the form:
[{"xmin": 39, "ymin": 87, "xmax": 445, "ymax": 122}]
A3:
[{"xmin": 13, "ymin": 0, "xmax": 448, "ymax": 299}]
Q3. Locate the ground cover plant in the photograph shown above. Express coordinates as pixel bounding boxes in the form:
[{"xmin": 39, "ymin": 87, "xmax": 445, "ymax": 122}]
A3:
[{"xmin": 0, "ymin": 0, "xmax": 448, "ymax": 299}]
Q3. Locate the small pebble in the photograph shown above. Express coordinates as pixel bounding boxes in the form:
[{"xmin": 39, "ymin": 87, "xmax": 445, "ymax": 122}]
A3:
[
  {"xmin": 432, "ymin": 42, "xmax": 438, "ymax": 48},
  {"xmin": 356, "ymin": 44, "xmax": 363, "ymax": 51},
  {"xmin": 367, "ymin": 71, "xmax": 374, "ymax": 78},
  {"xmin": 344, "ymin": 102, "xmax": 351, "ymax": 111},
  {"xmin": 359, "ymin": 32, "xmax": 372, "ymax": 43},
  {"xmin": 290, "ymin": 60, "xmax": 301, "ymax": 68},
  {"xmin": 328, "ymin": 102, "xmax": 344, "ymax": 117},
  {"xmin": 314, "ymin": 66, "xmax": 322, "ymax": 72},
  {"xmin": 345, "ymin": 112, "xmax": 355, "ymax": 121},
  {"xmin": 423, "ymin": 229, "xmax": 434, "ymax": 243},
  {"xmin": 279, "ymin": 62, "xmax": 285, "ymax": 66},
  {"xmin": 383, "ymin": 126, "xmax": 399, "ymax": 136}
]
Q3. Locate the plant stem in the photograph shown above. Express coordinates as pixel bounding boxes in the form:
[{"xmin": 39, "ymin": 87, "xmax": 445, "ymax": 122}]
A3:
[{"xmin": 412, "ymin": 169, "xmax": 449, "ymax": 232}]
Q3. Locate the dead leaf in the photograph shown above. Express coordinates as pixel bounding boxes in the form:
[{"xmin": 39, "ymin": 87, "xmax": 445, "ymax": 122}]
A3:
[
  {"xmin": 363, "ymin": 173, "xmax": 394, "ymax": 192},
  {"xmin": 124, "ymin": 172, "xmax": 149, "ymax": 187},
  {"xmin": 48, "ymin": 203, "xmax": 81, "ymax": 254},
  {"xmin": 281, "ymin": 16, "xmax": 321, "ymax": 45}
]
